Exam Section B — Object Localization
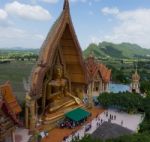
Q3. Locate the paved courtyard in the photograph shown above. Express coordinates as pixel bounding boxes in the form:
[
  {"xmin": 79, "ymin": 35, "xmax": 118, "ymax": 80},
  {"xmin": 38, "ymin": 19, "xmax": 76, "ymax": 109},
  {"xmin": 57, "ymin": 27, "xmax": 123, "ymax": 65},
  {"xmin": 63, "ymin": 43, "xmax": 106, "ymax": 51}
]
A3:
[{"xmin": 101, "ymin": 109, "xmax": 144, "ymax": 132}]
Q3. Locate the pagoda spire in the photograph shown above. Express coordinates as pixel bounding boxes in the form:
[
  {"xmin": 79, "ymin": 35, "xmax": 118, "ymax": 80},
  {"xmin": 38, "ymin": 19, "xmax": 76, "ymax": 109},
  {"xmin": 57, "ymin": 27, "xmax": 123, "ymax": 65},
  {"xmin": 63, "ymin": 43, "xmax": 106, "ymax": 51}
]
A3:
[
  {"xmin": 135, "ymin": 63, "xmax": 138, "ymax": 74},
  {"xmin": 63, "ymin": 0, "xmax": 70, "ymax": 11},
  {"xmin": 135, "ymin": 64, "xmax": 138, "ymax": 73}
]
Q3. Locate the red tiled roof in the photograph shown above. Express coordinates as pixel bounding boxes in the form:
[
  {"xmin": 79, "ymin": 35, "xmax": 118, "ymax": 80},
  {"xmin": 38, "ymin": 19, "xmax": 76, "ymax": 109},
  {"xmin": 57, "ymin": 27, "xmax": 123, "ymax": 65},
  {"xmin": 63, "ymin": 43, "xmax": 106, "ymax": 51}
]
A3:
[
  {"xmin": 1, "ymin": 100, "xmax": 22, "ymax": 126},
  {"xmin": 85, "ymin": 56, "xmax": 99, "ymax": 82},
  {"xmin": 0, "ymin": 82, "xmax": 22, "ymax": 126},
  {"xmin": 99, "ymin": 64, "xmax": 111, "ymax": 83},
  {"xmin": 0, "ymin": 82, "xmax": 22, "ymax": 114},
  {"xmin": 85, "ymin": 56, "xmax": 111, "ymax": 83}
]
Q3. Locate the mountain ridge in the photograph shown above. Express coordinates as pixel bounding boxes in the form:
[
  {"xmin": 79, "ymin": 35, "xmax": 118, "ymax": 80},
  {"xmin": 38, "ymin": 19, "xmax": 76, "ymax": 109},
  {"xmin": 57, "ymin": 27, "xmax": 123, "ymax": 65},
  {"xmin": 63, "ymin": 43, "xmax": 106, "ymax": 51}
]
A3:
[
  {"xmin": 83, "ymin": 42, "xmax": 150, "ymax": 59},
  {"xmin": 1, "ymin": 42, "xmax": 150, "ymax": 59}
]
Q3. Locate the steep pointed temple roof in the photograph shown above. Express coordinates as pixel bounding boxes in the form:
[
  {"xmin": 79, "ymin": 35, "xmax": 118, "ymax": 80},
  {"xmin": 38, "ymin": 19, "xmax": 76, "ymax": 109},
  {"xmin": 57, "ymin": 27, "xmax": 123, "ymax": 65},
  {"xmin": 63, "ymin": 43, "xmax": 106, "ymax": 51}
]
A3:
[
  {"xmin": 85, "ymin": 55, "xmax": 111, "ymax": 83},
  {"xmin": 85, "ymin": 56, "xmax": 99, "ymax": 81},
  {"xmin": 30, "ymin": 0, "xmax": 87, "ymax": 97},
  {"xmin": 99, "ymin": 63, "xmax": 111, "ymax": 83},
  {"xmin": 0, "ymin": 82, "xmax": 22, "ymax": 127}
]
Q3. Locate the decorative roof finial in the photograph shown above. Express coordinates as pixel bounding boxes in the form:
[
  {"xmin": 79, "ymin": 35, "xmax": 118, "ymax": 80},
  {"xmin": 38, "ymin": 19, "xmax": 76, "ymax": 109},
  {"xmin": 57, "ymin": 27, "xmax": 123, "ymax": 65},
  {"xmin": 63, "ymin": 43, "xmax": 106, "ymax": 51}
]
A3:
[{"xmin": 63, "ymin": 0, "xmax": 70, "ymax": 10}]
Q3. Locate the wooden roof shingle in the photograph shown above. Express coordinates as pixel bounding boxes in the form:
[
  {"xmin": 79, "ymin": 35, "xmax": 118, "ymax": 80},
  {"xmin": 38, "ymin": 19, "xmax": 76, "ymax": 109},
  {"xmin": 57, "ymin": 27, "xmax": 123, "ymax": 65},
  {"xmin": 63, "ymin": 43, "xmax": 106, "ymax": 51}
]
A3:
[{"xmin": 0, "ymin": 82, "xmax": 22, "ymax": 114}]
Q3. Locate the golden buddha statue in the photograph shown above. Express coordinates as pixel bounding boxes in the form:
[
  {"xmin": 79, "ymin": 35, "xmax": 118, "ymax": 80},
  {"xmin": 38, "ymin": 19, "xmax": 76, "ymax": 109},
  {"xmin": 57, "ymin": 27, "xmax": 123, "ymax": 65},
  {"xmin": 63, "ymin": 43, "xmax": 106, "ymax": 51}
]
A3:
[{"xmin": 46, "ymin": 63, "xmax": 82, "ymax": 113}]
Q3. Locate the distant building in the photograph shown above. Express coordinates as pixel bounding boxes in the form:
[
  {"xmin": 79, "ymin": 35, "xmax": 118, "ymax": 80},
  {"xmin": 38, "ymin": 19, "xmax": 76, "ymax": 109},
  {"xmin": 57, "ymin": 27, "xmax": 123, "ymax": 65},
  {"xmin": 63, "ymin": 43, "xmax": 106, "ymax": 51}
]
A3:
[
  {"xmin": 85, "ymin": 54, "xmax": 111, "ymax": 96},
  {"xmin": 131, "ymin": 69, "xmax": 140, "ymax": 93},
  {"xmin": 0, "ymin": 82, "xmax": 22, "ymax": 142}
]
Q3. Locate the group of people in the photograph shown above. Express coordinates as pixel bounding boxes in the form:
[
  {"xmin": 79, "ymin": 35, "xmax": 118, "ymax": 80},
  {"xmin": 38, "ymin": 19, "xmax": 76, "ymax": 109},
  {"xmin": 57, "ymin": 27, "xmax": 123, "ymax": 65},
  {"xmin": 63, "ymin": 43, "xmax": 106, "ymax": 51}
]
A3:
[
  {"xmin": 59, "ymin": 118, "xmax": 88, "ymax": 129},
  {"xmin": 59, "ymin": 119, "xmax": 75, "ymax": 129},
  {"xmin": 63, "ymin": 130, "xmax": 81, "ymax": 142},
  {"xmin": 104, "ymin": 111, "xmax": 124, "ymax": 126},
  {"xmin": 104, "ymin": 111, "xmax": 117, "ymax": 122},
  {"xmin": 62, "ymin": 123, "xmax": 93, "ymax": 142}
]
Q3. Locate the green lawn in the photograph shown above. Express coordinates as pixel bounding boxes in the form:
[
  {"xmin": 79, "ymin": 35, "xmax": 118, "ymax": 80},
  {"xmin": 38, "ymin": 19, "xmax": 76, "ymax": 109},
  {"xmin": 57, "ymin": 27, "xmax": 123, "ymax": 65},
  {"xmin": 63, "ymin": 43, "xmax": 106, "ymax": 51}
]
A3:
[{"xmin": 0, "ymin": 61, "xmax": 36, "ymax": 103}]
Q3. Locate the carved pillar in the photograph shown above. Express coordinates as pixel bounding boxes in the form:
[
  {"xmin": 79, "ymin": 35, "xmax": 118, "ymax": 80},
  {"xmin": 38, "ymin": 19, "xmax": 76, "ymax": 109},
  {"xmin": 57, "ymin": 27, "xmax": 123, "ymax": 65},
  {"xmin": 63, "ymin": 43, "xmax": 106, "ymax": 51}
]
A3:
[
  {"xmin": 105, "ymin": 83, "xmax": 108, "ymax": 92},
  {"xmin": 107, "ymin": 83, "xmax": 109, "ymax": 92},
  {"xmin": 88, "ymin": 82, "xmax": 93, "ymax": 108},
  {"xmin": 29, "ymin": 100, "xmax": 36, "ymax": 132},
  {"xmin": 25, "ymin": 93, "xmax": 31, "ymax": 129},
  {"xmin": 100, "ymin": 80, "xmax": 102, "ymax": 94},
  {"xmin": 25, "ymin": 93, "xmax": 37, "ymax": 132}
]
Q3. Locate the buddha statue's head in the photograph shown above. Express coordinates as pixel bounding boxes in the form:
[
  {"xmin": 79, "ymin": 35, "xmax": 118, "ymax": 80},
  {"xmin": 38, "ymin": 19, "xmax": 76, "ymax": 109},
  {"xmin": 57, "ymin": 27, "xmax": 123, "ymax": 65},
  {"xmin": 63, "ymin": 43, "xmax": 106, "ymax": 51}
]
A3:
[{"xmin": 54, "ymin": 64, "xmax": 63, "ymax": 79}]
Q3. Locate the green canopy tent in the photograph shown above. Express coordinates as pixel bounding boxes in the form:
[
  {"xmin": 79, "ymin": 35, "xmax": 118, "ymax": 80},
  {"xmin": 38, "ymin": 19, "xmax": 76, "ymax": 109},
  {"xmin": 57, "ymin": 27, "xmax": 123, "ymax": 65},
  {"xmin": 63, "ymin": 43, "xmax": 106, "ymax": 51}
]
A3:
[{"xmin": 65, "ymin": 108, "xmax": 91, "ymax": 122}]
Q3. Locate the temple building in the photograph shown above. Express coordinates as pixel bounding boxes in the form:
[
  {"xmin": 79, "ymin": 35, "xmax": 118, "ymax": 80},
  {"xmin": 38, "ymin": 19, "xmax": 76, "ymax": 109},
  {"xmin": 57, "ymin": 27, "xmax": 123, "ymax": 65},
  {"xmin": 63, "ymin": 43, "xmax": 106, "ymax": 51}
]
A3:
[
  {"xmin": 25, "ymin": 0, "xmax": 92, "ymax": 133},
  {"xmin": 0, "ymin": 82, "xmax": 22, "ymax": 142},
  {"xmin": 131, "ymin": 68, "xmax": 140, "ymax": 93},
  {"xmin": 85, "ymin": 54, "xmax": 111, "ymax": 96}
]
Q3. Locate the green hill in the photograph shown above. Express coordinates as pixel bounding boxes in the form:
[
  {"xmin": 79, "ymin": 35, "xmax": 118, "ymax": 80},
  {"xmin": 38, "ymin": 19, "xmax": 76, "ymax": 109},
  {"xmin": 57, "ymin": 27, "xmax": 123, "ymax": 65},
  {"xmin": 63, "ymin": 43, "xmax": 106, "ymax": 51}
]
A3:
[{"xmin": 84, "ymin": 42, "xmax": 150, "ymax": 59}]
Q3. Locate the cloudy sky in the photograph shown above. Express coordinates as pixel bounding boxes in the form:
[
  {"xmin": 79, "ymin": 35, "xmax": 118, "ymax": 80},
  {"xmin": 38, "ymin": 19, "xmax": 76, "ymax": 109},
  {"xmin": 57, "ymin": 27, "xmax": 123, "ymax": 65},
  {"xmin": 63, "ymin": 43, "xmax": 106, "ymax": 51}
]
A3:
[{"xmin": 0, "ymin": 0, "xmax": 150, "ymax": 49}]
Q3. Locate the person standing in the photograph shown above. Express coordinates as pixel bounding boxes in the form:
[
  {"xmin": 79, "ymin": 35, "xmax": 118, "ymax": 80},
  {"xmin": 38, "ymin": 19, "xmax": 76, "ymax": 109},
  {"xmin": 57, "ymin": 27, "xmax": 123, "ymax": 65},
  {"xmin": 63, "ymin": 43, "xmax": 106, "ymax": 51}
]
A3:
[{"xmin": 121, "ymin": 120, "xmax": 123, "ymax": 126}]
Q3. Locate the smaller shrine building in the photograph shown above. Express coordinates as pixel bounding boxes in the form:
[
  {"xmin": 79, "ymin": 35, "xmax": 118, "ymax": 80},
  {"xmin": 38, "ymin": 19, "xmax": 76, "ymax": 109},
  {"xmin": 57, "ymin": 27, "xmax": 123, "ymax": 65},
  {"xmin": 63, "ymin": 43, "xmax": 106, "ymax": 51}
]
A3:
[{"xmin": 85, "ymin": 55, "xmax": 111, "ymax": 96}]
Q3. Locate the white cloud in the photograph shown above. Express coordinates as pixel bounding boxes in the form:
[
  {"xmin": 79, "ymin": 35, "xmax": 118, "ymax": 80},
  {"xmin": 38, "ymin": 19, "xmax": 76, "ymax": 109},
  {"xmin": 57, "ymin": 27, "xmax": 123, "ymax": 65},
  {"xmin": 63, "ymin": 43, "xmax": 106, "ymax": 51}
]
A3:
[
  {"xmin": 0, "ymin": 9, "xmax": 8, "ymax": 21},
  {"xmin": 90, "ymin": 36, "xmax": 101, "ymax": 44},
  {"xmin": 71, "ymin": 0, "xmax": 87, "ymax": 2},
  {"xmin": 39, "ymin": 0, "xmax": 101, "ymax": 4},
  {"xmin": 71, "ymin": 0, "xmax": 101, "ymax": 2},
  {"xmin": 39, "ymin": 0, "xmax": 58, "ymax": 3},
  {"xmin": 98, "ymin": 8, "xmax": 150, "ymax": 49},
  {"xmin": 101, "ymin": 7, "xmax": 119, "ymax": 15},
  {"xmin": 5, "ymin": 1, "xmax": 51, "ymax": 21},
  {"xmin": 0, "ymin": 26, "xmax": 45, "ymax": 48}
]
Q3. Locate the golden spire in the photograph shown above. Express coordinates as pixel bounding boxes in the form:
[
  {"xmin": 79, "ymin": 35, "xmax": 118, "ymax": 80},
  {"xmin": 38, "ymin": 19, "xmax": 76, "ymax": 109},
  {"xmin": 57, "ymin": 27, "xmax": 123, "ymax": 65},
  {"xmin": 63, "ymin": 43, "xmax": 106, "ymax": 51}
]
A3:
[
  {"xmin": 63, "ymin": 0, "xmax": 70, "ymax": 10},
  {"xmin": 132, "ymin": 63, "xmax": 140, "ymax": 81},
  {"xmin": 135, "ymin": 63, "xmax": 138, "ymax": 74}
]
